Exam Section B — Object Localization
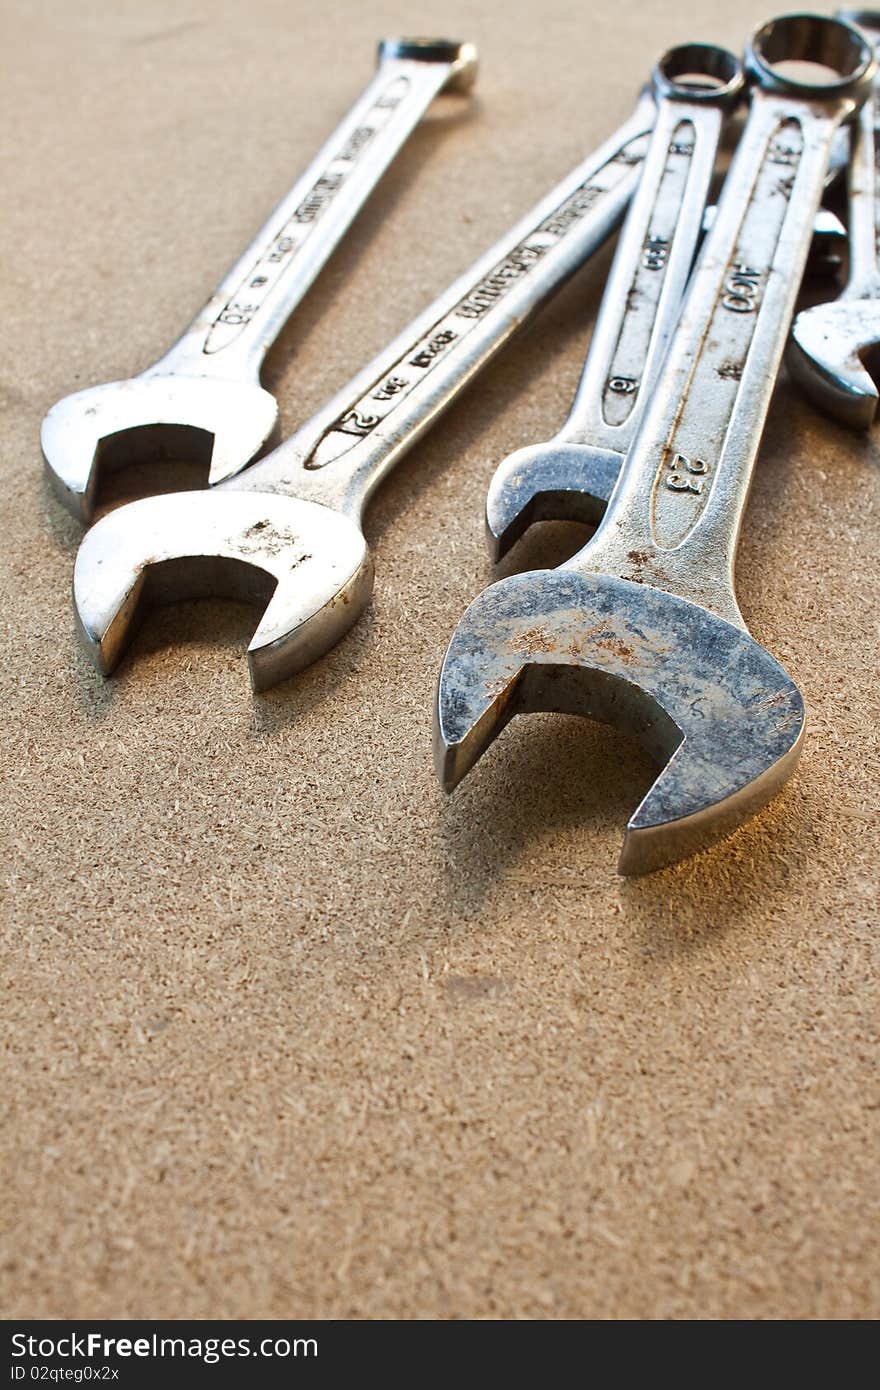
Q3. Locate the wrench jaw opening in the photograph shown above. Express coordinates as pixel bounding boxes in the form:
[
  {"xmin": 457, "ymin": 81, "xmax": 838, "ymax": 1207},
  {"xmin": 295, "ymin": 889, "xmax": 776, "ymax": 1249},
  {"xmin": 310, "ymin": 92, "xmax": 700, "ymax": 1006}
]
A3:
[
  {"xmin": 41, "ymin": 375, "xmax": 280, "ymax": 522},
  {"xmin": 435, "ymin": 572, "xmax": 806, "ymax": 875},
  {"xmin": 485, "ymin": 443, "xmax": 622, "ymax": 561},
  {"xmin": 73, "ymin": 491, "xmax": 372, "ymax": 692},
  {"xmin": 788, "ymin": 300, "xmax": 880, "ymax": 427}
]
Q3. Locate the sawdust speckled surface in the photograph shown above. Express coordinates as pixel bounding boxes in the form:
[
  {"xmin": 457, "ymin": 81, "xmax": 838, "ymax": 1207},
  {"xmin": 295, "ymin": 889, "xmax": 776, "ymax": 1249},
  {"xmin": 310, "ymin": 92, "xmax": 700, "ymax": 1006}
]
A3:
[{"xmin": 1, "ymin": 0, "xmax": 878, "ymax": 1319}]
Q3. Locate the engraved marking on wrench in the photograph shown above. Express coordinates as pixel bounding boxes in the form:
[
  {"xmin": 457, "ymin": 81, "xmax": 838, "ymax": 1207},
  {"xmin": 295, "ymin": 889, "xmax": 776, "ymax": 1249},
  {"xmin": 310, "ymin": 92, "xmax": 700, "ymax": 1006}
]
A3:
[
  {"xmin": 650, "ymin": 118, "xmax": 804, "ymax": 550},
  {"xmin": 601, "ymin": 120, "xmax": 696, "ymax": 427},
  {"xmin": 303, "ymin": 132, "xmax": 650, "ymax": 469},
  {"xmin": 203, "ymin": 75, "xmax": 410, "ymax": 355}
]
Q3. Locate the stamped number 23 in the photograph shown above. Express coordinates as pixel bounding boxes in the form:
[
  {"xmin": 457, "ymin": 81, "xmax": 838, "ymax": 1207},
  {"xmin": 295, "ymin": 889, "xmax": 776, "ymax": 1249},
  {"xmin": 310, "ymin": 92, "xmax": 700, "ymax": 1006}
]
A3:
[{"xmin": 665, "ymin": 452, "xmax": 708, "ymax": 494}]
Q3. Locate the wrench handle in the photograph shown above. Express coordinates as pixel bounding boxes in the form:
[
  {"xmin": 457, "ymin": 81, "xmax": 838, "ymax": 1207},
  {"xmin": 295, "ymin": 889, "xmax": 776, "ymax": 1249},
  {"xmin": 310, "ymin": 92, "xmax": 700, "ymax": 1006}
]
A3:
[
  {"xmin": 158, "ymin": 40, "xmax": 476, "ymax": 379},
  {"xmin": 838, "ymin": 12, "xmax": 880, "ymax": 297},
  {"xmin": 560, "ymin": 63, "xmax": 737, "ymax": 451},
  {"xmin": 576, "ymin": 20, "xmax": 874, "ymax": 626},
  {"xmin": 242, "ymin": 96, "xmax": 657, "ymax": 514}
]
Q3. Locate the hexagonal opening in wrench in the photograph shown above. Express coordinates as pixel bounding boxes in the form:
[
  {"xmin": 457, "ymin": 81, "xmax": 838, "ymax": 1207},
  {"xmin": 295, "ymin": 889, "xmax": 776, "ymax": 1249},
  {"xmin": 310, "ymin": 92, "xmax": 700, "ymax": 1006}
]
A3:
[
  {"xmin": 656, "ymin": 42, "xmax": 743, "ymax": 98},
  {"xmin": 750, "ymin": 13, "xmax": 873, "ymax": 91}
]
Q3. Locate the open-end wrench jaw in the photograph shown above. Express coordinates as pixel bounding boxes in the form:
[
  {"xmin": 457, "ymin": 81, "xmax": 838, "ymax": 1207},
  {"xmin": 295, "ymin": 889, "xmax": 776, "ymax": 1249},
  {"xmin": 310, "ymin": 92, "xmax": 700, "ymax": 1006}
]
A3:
[
  {"xmin": 483, "ymin": 41, "xmax": 745, "ymax": 565},
  {"xmin": 73, "ymin": 490, "xmax": 371, "ymax": 691},
  {"xmin": 435, "ymin": 572, "xmax": 806, "ymax": 874},
  {"xmin": 43, "ymin": 38, "xmax": 479, "ymax": 522},
  {"xmin": 439, "ymin": 14, "xmax": 874, "ymax": 875},
  {"xmin": 789, "ymin": 292, "xmax": 880, "ymax": 427},
  {"xmin": 42, "ymin": 376, "xmax": 280, "ymax": 523},
  {"xmin": 485, "ymin": 442, "xmax": 620, "ymax": 560}
]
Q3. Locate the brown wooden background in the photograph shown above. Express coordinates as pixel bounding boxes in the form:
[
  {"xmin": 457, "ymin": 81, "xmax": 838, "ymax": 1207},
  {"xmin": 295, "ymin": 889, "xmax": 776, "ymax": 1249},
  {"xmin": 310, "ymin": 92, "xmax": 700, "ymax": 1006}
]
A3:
[{"xmin": 1, "ymin": 0, "xmax": 877, "ymax": 1318}]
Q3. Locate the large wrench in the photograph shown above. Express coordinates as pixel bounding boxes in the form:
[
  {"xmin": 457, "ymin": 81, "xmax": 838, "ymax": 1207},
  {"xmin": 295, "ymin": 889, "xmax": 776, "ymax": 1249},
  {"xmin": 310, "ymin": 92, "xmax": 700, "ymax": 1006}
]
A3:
[
  {"xmin": 789, "ymin": 9, "xmax": 880, "ymax": 425},
  {"xmin": 72, "ymin": 81, "xmax": 661, "ymax": 690},
  {"xmin": 42, "ymin": 38, "xmax": 478, "ymax": 522},
  {"xmin": 487, "ymin": 44, "xmax": 744, "ymax": 559},
  {"xmin": 435, "ymin": 14, "xmax": 874, "ymax": 875}
]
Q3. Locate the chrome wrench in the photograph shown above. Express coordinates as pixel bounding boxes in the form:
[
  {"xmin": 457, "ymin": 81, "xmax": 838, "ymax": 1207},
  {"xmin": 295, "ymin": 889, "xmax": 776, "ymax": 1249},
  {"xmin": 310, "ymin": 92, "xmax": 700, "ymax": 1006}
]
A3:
[
  {"xmin": 487, "ymin": 43, "xmax": 744, "ymax": 559},
  {"xmin": 489, "ymin": 49, "xmax": 848, "ymax": 560},
  {"xmin": 789, "ymin": 9, "xmax": 880, "ymax": 425},
  {"xmin": 72, "ymin": 80, "xmax": 660, "ymax": 689},
  {"xmin": 435, "ymin": 14, "xmax": 874, "ymax": 875},
  {"xmin": 42, "ymin": 38, "xmax": 478, "ymax": 521}
]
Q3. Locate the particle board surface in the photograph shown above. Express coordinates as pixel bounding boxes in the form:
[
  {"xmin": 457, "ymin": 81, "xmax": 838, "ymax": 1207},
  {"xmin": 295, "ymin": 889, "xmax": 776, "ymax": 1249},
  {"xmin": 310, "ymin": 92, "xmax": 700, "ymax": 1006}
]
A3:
[{"xmin": 1, "ymin": 0, "xmax": 878, "ymax": 1320}]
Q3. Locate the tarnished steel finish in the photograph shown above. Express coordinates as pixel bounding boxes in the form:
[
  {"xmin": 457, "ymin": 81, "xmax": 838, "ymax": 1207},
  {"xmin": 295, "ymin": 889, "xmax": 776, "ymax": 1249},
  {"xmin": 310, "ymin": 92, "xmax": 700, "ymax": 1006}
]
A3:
[
  {"xmin": 486, "ymin": 443, "xmax": 621, "ymax": 555},
  {"xmin": 42, "ymin": 38, "xmax": 478, "ymax": 521},
  {"xmin": 74, "ymin": 86, "xmax": 661, "ymax": 689},
  {"xmin": 436, "ymin": 14, "xmax": 875, "ymax": 875},
  {"xmin": 436, "ymin": 573, "xmax": 805, "ymax": 874},
  {"xmin": 789, "ymin": 10, "xmax": 880, "ymax": 426},
  {"xmin": 489, "ymin": 204, "xmax": 849, "ymax": 557},
  {"xmin": 486, "ymin": 43, "xmax": 744, "ymax": 560},
  {"xmin": 74, "ymin": 493, "xmax": 370, "ymax": 692}
]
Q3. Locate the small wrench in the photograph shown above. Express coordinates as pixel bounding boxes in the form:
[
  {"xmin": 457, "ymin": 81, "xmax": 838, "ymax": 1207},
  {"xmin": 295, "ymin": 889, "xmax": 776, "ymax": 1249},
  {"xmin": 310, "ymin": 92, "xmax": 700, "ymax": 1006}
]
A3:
[
  {"xmin": 42, "ymin": 38, "xmax": 478, "ymax": 521},
  {"xmin": 487, "ymin": 43, "xmax": 744, "ymax": 559},
  {"xmin": 789, "ymin": 9, "xmax": 880, "ymax": 425},
  {"xmin": 72, "ymin": 82, "xmax": 661, "ymax": 690},
  {"xmin": 435, "ymin": 14, "xmax": 874, "ymax": 875}
]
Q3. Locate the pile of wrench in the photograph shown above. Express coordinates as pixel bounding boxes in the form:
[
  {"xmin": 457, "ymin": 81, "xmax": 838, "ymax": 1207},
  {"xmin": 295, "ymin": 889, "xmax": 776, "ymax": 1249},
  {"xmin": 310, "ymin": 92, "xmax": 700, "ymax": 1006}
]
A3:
[{"xmin": 42, "ymin": 15, "xmax": 880, "ymax": 875}]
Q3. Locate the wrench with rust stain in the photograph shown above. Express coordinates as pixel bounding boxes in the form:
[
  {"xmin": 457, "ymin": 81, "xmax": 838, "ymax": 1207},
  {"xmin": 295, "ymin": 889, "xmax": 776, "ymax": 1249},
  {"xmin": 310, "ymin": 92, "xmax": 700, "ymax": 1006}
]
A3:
[{"xmin": 435, "ymin": 14, "xmax": 874, "ymax": 875}]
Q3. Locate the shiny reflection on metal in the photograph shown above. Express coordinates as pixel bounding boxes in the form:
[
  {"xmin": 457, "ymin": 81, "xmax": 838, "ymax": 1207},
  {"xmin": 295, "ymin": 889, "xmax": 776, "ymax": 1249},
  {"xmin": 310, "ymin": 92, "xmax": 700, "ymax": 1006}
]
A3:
[
  {"xmin": 73, "ymin": 85, "xmax": 661, "ymax": 689},
  {"xmin": 789, "ymin": 9, "xmax": 880, "ymax": 425},
  {"xmin": 43, "ymin": 39, "xmax": 478, "ymax": 520},
  {"xmin": 436, "ymin": 14, "xmax": 874, "ymax": 874},
  {"xmin": 486, "ymin": 43, "xmax": 744, "ymax": 560}
]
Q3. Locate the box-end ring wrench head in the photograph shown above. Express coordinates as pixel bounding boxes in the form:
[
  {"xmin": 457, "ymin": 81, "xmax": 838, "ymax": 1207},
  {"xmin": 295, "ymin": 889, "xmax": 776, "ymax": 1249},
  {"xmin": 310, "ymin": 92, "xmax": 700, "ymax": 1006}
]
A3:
[
  {"xmin": 486, "ymin": 41, "xmax": 744, "ymax": 560},
  {"xmin": 789, "ymin": 9, "xmax": 880, "ymax": 426},
  {"xmin": 41, "ymin": 38, "xmax": 478, "ymax": 523},
  {"xmin": 435, "ymin": 14, "xmax": 874, "ymax": 875}
]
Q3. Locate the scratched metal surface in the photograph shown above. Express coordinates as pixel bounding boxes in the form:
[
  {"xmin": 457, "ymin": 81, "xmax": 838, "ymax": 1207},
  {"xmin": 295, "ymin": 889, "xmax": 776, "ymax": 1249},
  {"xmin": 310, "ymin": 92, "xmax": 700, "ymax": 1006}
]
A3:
[
  {"xmin": 1, "ymin": 0, "xmax": 878, "ymax": 1318},
  {"xmin": 435, "ymin": 572, "xmax": 806, "ymax": 870}
]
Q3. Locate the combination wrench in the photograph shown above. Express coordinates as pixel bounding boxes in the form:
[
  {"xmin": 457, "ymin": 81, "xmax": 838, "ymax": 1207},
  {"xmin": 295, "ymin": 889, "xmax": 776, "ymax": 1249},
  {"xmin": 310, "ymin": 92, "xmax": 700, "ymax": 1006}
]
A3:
[
  {"xmin": 435, "ymin": 14, "xmax": 874, "ymax": 875},
  {"xmin": 488, "ymin": 53, "xmax": 849, "ymax": 561},
  {"xmin": 789, "ymin": 9, "xmax": 880, "ymax": 426},
  {"xmin": 42, "ymin": 38, "xmax": 478, "ymax": 522},
  {"xmin": 71, "ymin": 77, "xmax": 664, "ymax": 690},
  {"xmin": 486, "ymin": 44, "xmax": 744, "ymax": 560}
]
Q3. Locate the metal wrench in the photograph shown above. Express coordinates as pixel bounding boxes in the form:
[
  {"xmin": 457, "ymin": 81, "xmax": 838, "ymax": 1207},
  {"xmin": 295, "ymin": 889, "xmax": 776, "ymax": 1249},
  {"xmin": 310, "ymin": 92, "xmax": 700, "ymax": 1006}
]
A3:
[
  {"xmin": 487, "ymin": 44, "xmax": 744, "ymax": 560},
  {"xmin": 42, "ymin": 38, "xmax": 478, "ymax": 521},
  {"xmin": 72, "ymin": 82, "xmax": 661, "ymax": 690},
  {"xmin": 435, "ymin": 14, "xmax": 874, "ymax": 875},
  {"xmin": 789, "ymin": 9, "xmax": 880, "ymax": 426},
  {"xmin": 489, "ymin": 54, "xmax": 850, "ymax": 561},
  {"xmin": 488, "ymin": 204, "xmax": 848, "ymax": 564}
]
